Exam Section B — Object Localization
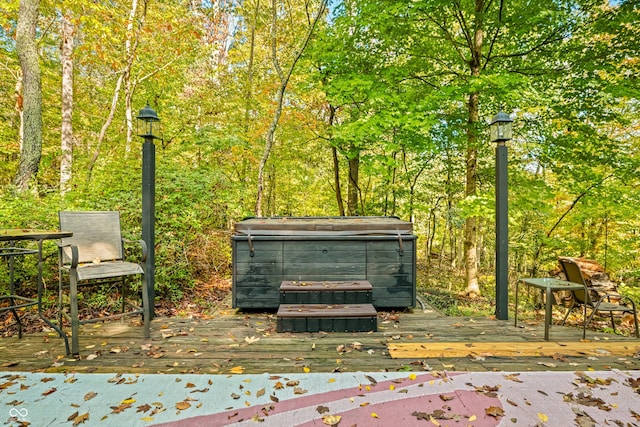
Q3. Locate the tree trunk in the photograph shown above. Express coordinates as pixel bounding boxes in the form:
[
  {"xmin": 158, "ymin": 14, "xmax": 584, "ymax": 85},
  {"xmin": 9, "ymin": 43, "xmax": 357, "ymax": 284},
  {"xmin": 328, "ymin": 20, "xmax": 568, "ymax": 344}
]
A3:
[
  {"xmin": 255, "ymin": 0, "xmax": 327, "ymax": 216},
  {"xmin": 87, "ymin": 0, "xmax": 144, "ymax": 182},
  {"xmin": 60, "ymin": 11, "xmax": 74, "ymax": 195},
  {"xmin": 463, "ymin": 0, "xmax": 485, "ymax": 296},
  {"xmin": 14, "ymin": 0, "xmax": 42, "ymax": 191},
  {"xmin": 244, "ymin": 0, "xmax": 259, "ymax": 133},
  {"xmin": 328, "ymin": 104, "xmax": 345, "ymax": 216},
  {"xmin": 347, "ymin": 152, "xmax": 360, "ymax": 215},
  {"xmin": 14, "ymin": 70, "xmax": 23, "ymax": 161},
  {"xmin": 124, "ymin": 0, "xmax": 140, "ymax": 154}
]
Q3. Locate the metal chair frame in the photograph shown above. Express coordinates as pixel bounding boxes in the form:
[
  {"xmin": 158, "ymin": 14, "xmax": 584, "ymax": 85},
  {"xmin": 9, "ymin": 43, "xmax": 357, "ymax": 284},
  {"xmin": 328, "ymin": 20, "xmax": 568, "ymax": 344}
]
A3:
[
  {"xmin": 559, "ymin": 258, "xmax": 639, "ymax": 339},
  {"xmin": 57, "ymin": 211, "xmax": 150, "ymax": 355}
]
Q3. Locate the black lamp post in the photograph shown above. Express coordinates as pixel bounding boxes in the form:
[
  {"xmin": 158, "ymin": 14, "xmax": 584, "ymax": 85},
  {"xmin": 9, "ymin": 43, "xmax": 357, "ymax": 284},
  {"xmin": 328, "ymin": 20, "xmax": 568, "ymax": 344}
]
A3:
[
  {"xmin": 490, "ymin": 111, "xmax": 513, "ymax": 321},
  {"xmin": 137, "ymin": 103, "xmax": 161, "ymax": 319}
]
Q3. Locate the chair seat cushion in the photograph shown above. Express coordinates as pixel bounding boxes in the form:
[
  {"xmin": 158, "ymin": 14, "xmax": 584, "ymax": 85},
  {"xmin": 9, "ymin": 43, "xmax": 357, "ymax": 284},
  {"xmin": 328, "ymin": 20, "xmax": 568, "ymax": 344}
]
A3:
[
  {"xmin": 63, "ymin": 261, "xmax": 144, "ymax": 281},
  {"xmin": 597, "ymin": 302, "xmax": 634, "ymax": 313}
]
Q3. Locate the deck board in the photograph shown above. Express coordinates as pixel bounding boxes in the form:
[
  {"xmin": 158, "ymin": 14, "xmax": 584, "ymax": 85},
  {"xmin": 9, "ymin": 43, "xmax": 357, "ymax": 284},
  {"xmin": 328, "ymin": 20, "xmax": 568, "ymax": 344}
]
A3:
[
  {"xmin": 388, "ymin": 341, "xmax": 640, "ymax": 357},
  {"xmin": 1, "ymin": 301, "xmax": 638, "ymax": 374}
]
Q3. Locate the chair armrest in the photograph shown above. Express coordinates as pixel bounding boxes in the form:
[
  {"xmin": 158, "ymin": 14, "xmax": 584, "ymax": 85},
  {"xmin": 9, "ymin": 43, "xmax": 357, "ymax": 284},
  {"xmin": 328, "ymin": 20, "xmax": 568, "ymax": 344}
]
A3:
[
  {"xmin": 591, "ymin": 290, "xmax": 635, "ymax": 308},
  {"xmin": 56, "ymin": 241, "xmax": 79, "ymax": 269},
  {"xmin": 613, "ymin": 294, "xmax": 636, "ymax": 308},
  {"xmin": 123, "ymin": 239, "xmax": 147, "ymax": 263}
]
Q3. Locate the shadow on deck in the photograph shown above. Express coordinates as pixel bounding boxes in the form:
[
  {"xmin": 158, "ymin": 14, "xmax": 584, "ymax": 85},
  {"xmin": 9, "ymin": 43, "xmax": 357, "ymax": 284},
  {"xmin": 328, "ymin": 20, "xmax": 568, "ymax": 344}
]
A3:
[{"xmin": 1, "ymin": 301, "xmax": 639, "ymax": 375}]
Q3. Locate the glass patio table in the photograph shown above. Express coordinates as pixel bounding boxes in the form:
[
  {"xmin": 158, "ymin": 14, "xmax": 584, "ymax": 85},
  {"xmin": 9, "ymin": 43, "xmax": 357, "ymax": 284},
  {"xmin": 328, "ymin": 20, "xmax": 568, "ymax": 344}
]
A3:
[
  {"xmin": 1, "ymin": 229, "xmax": 72, "ymax": 353},
  {"xmin": 516, "ymin": 277, "xmax": 583, "ymax": 341}
]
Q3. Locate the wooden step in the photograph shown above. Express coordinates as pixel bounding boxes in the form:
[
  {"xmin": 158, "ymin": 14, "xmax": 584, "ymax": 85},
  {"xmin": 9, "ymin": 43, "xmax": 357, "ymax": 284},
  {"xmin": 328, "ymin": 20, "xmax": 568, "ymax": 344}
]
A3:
[
  {"xmin": 279, "ymin": 280, "xmax": 373, "ymax": 304},
  {"xmin": 276, "ymin": 303, "xmax": 377, "ymax": 333}
]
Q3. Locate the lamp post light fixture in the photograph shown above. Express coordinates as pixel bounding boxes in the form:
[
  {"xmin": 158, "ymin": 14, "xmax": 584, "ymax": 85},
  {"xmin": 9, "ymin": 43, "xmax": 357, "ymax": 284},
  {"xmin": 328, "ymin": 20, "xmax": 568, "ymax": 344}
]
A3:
[
  {"xmin": 137, "ymin": 103, "xmax": 162, "ymax": 319},
  {"xmin": 490, "ymin": 111, "xmax": 513, "ymax": 321}
]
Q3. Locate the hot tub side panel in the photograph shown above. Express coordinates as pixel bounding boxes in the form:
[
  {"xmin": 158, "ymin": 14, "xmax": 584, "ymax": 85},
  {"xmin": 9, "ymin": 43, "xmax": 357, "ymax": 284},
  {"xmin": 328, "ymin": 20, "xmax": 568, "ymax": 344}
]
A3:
[
  {"xmin": 282, "ymin": 240, "xmax": 367, "ymax": 281},
  {"xmin": 366, "ymin": 238, "xmax": 416, "ymax": 308},
  {"xmin": 232, "ymin": 239, "xmax": 283, "ymax": 308},
  {"xmin": 233, "ymin": 236, "xmax": 416, "ymax": 309}
]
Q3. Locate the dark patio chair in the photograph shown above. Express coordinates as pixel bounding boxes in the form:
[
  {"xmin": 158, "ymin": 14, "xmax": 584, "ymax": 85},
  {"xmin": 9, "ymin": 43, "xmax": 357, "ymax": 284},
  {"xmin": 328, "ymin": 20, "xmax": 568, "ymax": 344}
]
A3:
[
  {"xmin": 559, "ymin": 258, "xmax": 639, "ymax": 339},
  {"xmin": 57, "ymin": 211, "xmax": 150, "ymax": 355}
]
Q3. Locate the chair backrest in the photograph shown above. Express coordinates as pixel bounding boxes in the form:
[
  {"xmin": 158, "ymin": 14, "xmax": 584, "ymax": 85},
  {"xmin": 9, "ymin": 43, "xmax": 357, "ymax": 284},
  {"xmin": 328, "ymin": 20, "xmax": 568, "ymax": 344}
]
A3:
[
  {"xmin": 558, "ymin": 258, "xmax": 593, "ymax": 306},
  {"xmin": 59, "ymin": 211, "xmax": 125, "ymax": 264}
]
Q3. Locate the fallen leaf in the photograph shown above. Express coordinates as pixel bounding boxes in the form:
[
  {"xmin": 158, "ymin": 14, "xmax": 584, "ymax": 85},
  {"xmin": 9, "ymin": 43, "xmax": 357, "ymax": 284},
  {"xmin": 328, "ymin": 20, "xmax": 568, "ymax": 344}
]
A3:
[
  {"xmin": 551, "ymin": 353, "xmax": 569, "ymax": 362},
  {"xmin": 42, "ymin": 387, "xmax": 57, "ymax": 396},
  {"xmin": 537, "ymin": 361, "xmax": 557, "ymax": 368},
  {"xmin": 230, "ymin": 366, "xmax": 245, "ymax": 374},
  {"xmin": 365, "ymin": 375, "xmax": 377, "ymax": 384},
  {"xmin": 538, "ymin": 413, "xmax": 549, "ymax": 422},
  {"xmin": 111, "ymin": 403, "xmax": 132, "ymax": 413},
  {"xmin": 485, "ymin": 406, "xmax": 505, "ymax": 418},
  {"xmin": 244, "ymin": 336, "xmax": 260, "ymax": 344},
  {"xmin": 412, "ymin": 411, "xmax": 429, "ymax": 420},
  {"xmin": 294, "ymin": 387, "xmax": 308, "ymax": 395},
  {"xmin": 72, "ymin": 412, "xmax": 89, "ymax": 426},
  {"xmin": 503, "ymin": 373, "xmax": 523, "ymax": 383},
  {"xmin": 137, "ymin": 404, "xmax": 152, "ymax": 413},
  {"xmin": 1, "ymin": 361, "xmax": 19, "ymax": 367},
  {"xmin": 322, "ymin": 415, "xmax": 341, "ymax": 426},
  {"xmin": 176, "ymin": 401, "xmax": 191, "ymax": 410}
]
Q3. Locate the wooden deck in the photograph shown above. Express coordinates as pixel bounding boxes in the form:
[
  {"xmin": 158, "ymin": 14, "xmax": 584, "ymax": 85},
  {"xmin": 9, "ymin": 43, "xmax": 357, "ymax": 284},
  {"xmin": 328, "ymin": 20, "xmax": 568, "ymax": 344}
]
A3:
[{"xmin": 1, "ymin": 300, "xmax": 639, "ymax": 374}]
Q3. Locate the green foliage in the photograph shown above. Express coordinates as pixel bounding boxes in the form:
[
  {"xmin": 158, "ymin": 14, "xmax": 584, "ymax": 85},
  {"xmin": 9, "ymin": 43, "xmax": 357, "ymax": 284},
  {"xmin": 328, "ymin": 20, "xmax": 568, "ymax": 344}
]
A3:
[{"xmin": 1, "ymin": 0, "xmax": 640, "ymax": 314}]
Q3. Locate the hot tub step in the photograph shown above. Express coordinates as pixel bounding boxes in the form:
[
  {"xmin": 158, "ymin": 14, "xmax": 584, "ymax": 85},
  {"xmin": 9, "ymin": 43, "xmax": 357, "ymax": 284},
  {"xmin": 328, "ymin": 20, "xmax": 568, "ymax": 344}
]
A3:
[
  {"xmin": 279, "ymin": 280, "xmax": 373, "ymax": 304},
  {"xmin": 276, "ymin": 303, "xmax": 377, "ymax": 333}
]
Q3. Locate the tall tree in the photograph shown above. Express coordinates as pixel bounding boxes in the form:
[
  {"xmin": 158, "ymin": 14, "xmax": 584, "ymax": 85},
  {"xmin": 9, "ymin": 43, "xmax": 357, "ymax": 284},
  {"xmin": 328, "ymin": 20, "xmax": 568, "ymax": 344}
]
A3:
[
  {"xmin": 14, "ymin": 0, "xmax": 41, "ymax": 191},
  {"xmin": 462, "ymin": 0, "xmax": 485, "ymax": 297},
  {"xmin": 87, "ymin": 0, "xmax": 145, "ymax": 181},
  {"xmin": 60, "ymin": 10, "xmax": 74, "ymax": 194},
  {"xmin": 254, "ymin": 0, "xmax": 328, "ymax": 216}
]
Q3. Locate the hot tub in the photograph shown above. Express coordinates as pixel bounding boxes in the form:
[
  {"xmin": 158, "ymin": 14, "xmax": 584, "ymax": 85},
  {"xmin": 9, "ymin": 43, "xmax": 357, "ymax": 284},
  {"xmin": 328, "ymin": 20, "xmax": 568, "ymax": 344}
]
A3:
[{"xmin": 232, "ymin": 216, "xmax": 416, "ymax": 309}]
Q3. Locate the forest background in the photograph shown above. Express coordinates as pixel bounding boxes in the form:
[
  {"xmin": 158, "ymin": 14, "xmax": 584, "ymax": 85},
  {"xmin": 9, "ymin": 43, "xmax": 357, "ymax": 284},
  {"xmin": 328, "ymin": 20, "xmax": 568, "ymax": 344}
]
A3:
[{"xmin": 1, "ymin": 0, "xmax": 639, "ymax": 318}]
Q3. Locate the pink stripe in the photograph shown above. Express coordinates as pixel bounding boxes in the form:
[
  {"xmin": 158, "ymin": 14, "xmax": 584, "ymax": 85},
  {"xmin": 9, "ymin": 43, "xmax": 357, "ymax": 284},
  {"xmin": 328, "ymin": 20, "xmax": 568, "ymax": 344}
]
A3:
[
  {"xmin": 295, "ymin": 389, "xmax": 501, "ymax": 427},
  {"xmin": 151, "ymin": 373, "xmax": 480, "ymax": 427}
]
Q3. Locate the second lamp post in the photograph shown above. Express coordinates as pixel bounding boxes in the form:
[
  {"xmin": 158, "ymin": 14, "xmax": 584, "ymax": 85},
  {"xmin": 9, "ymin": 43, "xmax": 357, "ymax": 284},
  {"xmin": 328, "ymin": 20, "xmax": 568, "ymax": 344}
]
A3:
[
  {"xmin": 490, "ymin": 111, "xmax": 513, "ymax": 321},
  {"xmin": 137, "ymin": 103, "xmax": 161, "ymax": 318}
]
